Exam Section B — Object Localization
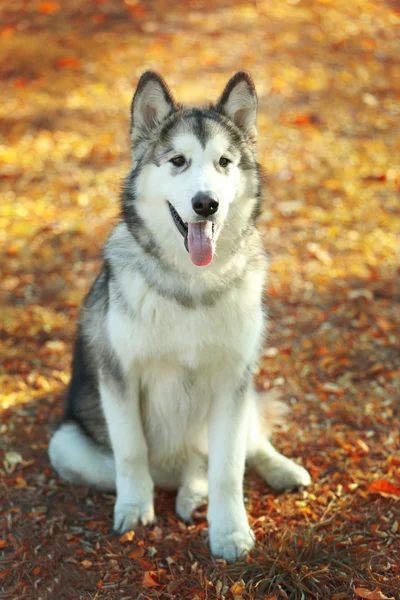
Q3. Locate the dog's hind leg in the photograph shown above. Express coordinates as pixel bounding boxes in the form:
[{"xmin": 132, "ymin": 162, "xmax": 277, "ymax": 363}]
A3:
[
  {"xmin": 246, "ymin": 392, "xmax": 311, "ymax": 492},
  {"xmin": 49, "ymin": 421, "xmax": 116, "ymax": 491},
  {"xmin": 176, "ymin": 452, "xmax": 208, "ymax": 523},
  {"xmin": 248, "ymin": 437, "xmax": 311, "ymax": 492}
]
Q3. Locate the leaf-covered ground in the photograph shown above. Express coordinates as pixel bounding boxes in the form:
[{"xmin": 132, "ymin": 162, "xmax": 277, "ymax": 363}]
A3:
[{"xmin": 1, "ymin": 1, "xmax": 399, "ymax": 598}]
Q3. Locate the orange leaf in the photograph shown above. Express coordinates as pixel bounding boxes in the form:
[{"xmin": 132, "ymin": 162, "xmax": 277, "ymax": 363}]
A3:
[
  {"xmin": 231, "ymin": 581, "xmax": 245, "ymax": 595},
  {"xmin": 33, "ymin": 566, "xmax": 41, "ymax": 576},
  {"xmin": 128, "ymin": 547, "xmax": 145, "ymax": 559},
  {"xmin": 293, "ymin": 114, "xmax": 313, "ymax": 125},
  {"xmin": 368, "ymin": 479, "xmax": 400, "ymax": 499},
  {"xmin": 81, "ymin": 560, "xmax": 93, "ymax": 568},
  {"xmin": 1, "ymin": 25, "xmax": 15, "ymax": 39},
  {"xmin": 0, "ymin": 571, "xmax": 11, "ymax": 580},
  {"xmin": 6, "ymin": 244, "xmax": 20, "ymax": 256},
  {"xmin": 119, "ymin": 530, "xmax": 135, "ymax": 543},
  {"xmin": 39, "ymin": 2, "xmax": 59, "ymax": 13},
  {"xmin": 375, "ymin": 316, "xmax": 392, "ymax": 332},
  {"xmin": 354, "ymin": 587, "xmax": 395, "ymax": 600},
  {"xmin": 143, "ymin": 571, "xmax": 159, "ymax": 587},
  {"xmin": 56, "ymin": 57, "xmax": 81, "ymax": 69},
  {"xmin": 0, "ymin": 540, "xmax": 8, "ymax": 548},
  {"xmin": 361, "ymin": 39, "xmax": 377, "ymax": 50},
  {"xmin": 13, "ymin": 78, "xmax": 28, "ymax": 88}
]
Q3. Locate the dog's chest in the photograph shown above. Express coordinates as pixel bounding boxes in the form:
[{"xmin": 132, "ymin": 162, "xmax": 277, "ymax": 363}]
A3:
[{"xmin": 109, "ymin": 272, "xmax": 263, "ymax": 373}]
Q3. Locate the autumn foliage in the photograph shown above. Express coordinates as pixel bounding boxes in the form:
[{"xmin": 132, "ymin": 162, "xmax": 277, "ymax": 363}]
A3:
[{"xmin": 0, "ymin": 0, "xmax": 399, "ymax": 598}]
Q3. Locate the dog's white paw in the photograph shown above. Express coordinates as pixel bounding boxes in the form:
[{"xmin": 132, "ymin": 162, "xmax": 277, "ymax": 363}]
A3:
[
  {"xmin": 264, "ymin": 456, "xmax": 311, "ymax": 492},
  {"xmin": 176, "ymin": 486, "xmax": 207, "ymax": 523},
  {"xmin": 114, "ymin": 501, "xmax": 155, "ymax": 533},
  {"xmin": 210, "ymin": 525, "xmax": 255, "ymax": 562}
]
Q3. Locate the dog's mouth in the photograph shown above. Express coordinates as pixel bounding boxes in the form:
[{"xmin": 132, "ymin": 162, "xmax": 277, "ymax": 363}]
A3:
[{"xmin": 168, "ymin": 202, "xmax": 216, "ymax": 267}]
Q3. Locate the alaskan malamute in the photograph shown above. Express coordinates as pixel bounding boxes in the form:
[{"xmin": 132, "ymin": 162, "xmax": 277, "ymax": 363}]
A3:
[{"xmin": 49, "ymin": 71, "xmax": 311, "ymax": 562}]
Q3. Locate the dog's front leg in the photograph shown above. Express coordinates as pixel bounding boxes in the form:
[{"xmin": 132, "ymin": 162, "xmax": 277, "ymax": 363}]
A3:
[
  {"xmin": 208, "ymin": 382, "xmax": 255, "ymax": 562},
  {"xmin": 100, "ymin": 374, "xmax": 154, "ymax": 533}
]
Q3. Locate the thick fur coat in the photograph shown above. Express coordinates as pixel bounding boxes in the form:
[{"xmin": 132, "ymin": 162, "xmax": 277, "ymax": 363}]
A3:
[{"xmin": 49, "ymin": 71, "xmax": 311, "ymax": 562}]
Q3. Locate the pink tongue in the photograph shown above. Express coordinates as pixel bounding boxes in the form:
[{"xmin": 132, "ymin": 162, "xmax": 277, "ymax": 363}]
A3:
[{"xmin": 187, "ymin": 221, "xmax": 214, "ymax": 266}]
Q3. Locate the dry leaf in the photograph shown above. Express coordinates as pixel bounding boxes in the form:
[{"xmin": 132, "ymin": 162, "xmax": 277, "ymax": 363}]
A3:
[
  {"xmin": 143, "ymin": 571, "xmax": 159, "ymax": 587},
  {"xmin": 119, "ymin": 530, "xmax": 135, "ymax": 543},
  {"xmin": 80, "ymin": 560, "xmax": 92, "ymax": 569},
  {"xmin": 368, "ymin": 480, "xmax": 400, "ymax": 499},
  {"xmin": 354, "ymin": 587, "xmax": 395, "ymax": 600},
  {"xmin": 128, "ymin": 547, "xmax": 145, "ymax": 559},
  {"xmin": 231, "ymin": 580, "xmax": 246, "ymax": 595}
]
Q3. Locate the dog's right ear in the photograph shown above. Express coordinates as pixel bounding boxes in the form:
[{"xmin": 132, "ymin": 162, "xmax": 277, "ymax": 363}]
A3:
[{"xmin": 130, "ymin": 72, "xmax": 176, "ymax": 142}]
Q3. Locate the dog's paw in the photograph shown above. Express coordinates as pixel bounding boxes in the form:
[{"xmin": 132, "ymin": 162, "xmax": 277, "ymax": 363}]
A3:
[
  {"xmin": 264, "ymin": 456, "xmax": 311, "ymax": 492},
  {"xmin": 210, "ymin": 526, "xmax": 255, "ymax": 562},
  {"xmin": 113, "ymin": 501, "xmax": 155, "ymax": 533},
  {"xmin": 176, "ymin": 486, "xmax": 207, "ymax": 523}
]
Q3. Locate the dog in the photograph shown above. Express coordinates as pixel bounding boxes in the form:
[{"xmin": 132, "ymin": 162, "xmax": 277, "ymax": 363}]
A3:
[{"xmin": 48, "ymin": 71, "xmax": 311, "ymax": 562}]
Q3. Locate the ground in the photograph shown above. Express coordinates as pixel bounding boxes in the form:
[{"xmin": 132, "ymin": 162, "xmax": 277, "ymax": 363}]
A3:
[{"xmin": 0, "ymin": 1, "xmax": 399, "ymax": 599}]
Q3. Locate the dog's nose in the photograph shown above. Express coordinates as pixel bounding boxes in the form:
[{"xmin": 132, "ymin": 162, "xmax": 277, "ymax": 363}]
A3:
[{"xmin": 192, "ymin": 192, "xmax": 219, "ymax": 218}]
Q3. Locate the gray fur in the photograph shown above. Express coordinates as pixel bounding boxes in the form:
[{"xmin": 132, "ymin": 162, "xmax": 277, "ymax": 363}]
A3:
[
  {"xmin": 49, "ymin": 72, "xmax": 312, "ymax": 563},
  {"xmin": 59, "ymin": 95, "xmax": 263, "ymax": 446}
]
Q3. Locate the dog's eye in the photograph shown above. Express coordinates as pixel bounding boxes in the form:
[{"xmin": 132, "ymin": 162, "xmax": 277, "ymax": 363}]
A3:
[
  {"xmin": 219, "ymin": 156, "xmax": 231, "ymax": 168},
  {"xmin": 170, "ymin": 155, "xmax": 186, "ymax": 168}
]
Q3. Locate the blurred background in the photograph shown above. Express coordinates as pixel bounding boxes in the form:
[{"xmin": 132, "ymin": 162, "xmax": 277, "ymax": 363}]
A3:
[
  {"xmin": 0, "ymin": 1, "xmax": 400, "ymax": 597},
  {"xmin": 2, "ymin": 0, "xmax": 399, "ymax": 408}
]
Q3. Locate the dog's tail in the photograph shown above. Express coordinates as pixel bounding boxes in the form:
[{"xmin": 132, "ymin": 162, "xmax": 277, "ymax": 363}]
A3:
[
  {"xmin": 49, "ymin": 421, "xmax": 116, "ymax": 491},
  {"xmin": 257, "ymin": 390, "xmax": 291, "ymax": 437}
]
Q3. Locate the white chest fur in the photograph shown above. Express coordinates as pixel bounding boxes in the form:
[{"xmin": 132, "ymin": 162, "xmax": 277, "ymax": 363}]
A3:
[
  {"xmin": 106, "ymin": 267, "xmax": 265, "ymax": 459},
  {"xmin": 108, "ymin": 269, "xmax": 264, "ymax": 374}
]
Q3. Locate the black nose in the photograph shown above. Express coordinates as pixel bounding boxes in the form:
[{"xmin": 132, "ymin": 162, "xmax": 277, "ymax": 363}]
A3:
[{"xmin": 192, "ymin": 192, "xmax": 219, "ymax": 218}]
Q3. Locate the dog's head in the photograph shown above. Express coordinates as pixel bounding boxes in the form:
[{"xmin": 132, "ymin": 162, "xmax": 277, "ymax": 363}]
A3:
[{"xmin": 124, "ymin": 71, "xmax": 260, "ymax": 268}]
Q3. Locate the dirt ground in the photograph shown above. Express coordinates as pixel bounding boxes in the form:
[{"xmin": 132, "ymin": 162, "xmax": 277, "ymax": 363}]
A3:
[{"xmin": 0, "ymin": 1, "xmax": 399, "ymax": 598}]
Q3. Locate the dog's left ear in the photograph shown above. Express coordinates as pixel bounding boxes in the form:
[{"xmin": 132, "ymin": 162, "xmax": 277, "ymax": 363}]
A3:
[
  {"xmin": 217, "ymin": 72, "xmax": 257, "ymax": 142},
  {"xmin": 130, "ymin": 71, "xmax": 176, "ymax": 142}
]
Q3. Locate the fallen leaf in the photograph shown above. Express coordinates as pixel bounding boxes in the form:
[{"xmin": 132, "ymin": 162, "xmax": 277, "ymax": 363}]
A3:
[
  {"xmin": 4, "ymin": 451, "xmax": 23, "ymax": 466},
  {"xmin": 375, "ymin": 316, "xmax": 393, "ymax": 332},
  {"xmin": 128, "ymin": 547, "xmax": 145, "ymax": 559},
  {"xmin": 354, "ymin": 587, "xmax": 395, "ymax": 600},
  {"xmin": 320, "ymin": 382, "xmax": 344, "ymax": 396},
  {"xmin": 80, "ymin": 560, "xmax": 92, "ymax": 569},
  {"xmin": 368, "ymin": 480, "xmax": 400, "ymax": 499},
  {"xmin": 39, "ymin": 2, "xmax": 59, "ymax": 13},
  {"xmin": 143, "ymin": 571, "xmax": 159, "ymax": 587},
  {"xmin": 231, "ymin": 580, "xmax": 245, "ymax": 595},
  {"xmin": 56, "ymin": 57, "xmax": 82, "ymax": 69},
  {"xmin": 13, "ymin": 78, "xmax": 28, "ymax": 88},
  {"xmin": 119, "ymin": 530, "xmax": 135, "ymax": 543}
]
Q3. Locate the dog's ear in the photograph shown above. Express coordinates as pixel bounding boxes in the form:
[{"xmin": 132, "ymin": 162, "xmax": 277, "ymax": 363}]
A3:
[
  {"xmin": 217, "ymin": 72, "xmax": 257, "ymax": 142},
  {"xmin": 130, "ymin": 72, "xmax": 176, "ymax": 141}
]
